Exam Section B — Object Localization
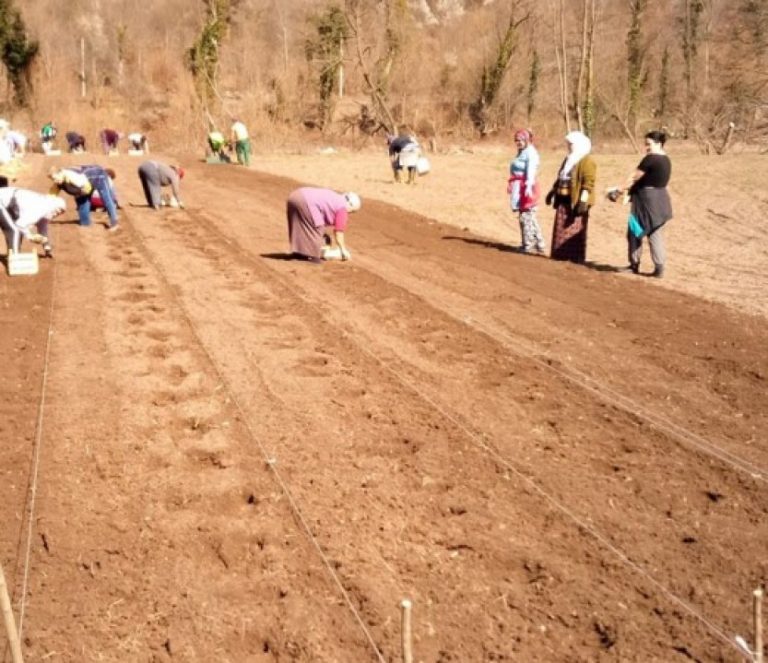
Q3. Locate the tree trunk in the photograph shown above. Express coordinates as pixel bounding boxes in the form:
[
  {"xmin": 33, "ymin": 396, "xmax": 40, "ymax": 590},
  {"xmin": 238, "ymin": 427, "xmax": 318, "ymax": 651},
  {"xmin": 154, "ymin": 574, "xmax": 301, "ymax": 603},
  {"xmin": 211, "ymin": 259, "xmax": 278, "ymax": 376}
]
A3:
[
  {"xmin": 553, "ymin": 0, "xmax": 570, "ymax": 133},
  {"xmin": 575, "ymin": 0, "xmax": 589, "ymax": 132},
  {"xmin": 583, "ymin": 0, "xmax": 597, "ymax": 137}
]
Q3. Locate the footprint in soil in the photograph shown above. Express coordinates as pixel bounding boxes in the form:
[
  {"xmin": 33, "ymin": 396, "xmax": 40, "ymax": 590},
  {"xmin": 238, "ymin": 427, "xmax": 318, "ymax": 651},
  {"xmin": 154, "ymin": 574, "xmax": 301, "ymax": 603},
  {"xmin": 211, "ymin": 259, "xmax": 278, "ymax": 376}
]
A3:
[
  {"xmin": 145, "ymin": 329, "xmax": 172, "ymax": 342},
  {"xmin": 117, "ymin": 291, "xmax": 152, "ymax": 303},
  {"xmin": 126, "ymin": 313, "xmax": 146, "ymax": 327},
  {"xmin": 107, "ymin": 252, "xmax": 122, "ymax": 262},
  {"xmin": 167, "ymin": 364, "xmax": 190, "ymax": 385},
  {"xmin": 151, "ymin": 390, "xmax": 180, "ymax": 407},
  {"xmin": 594, "ymin": 620, "xmax": 617, "ymax": 649},
  {"xmin": 149, "ymin": 344, "xmax": 172, "ymax": 359},
  {"xmin": 187, "ymin": 448, "xmax": 234, "ymax": 469},
  {"xmin": 291, "ymin": 354, "xmax": 333, "ymax": 377}
]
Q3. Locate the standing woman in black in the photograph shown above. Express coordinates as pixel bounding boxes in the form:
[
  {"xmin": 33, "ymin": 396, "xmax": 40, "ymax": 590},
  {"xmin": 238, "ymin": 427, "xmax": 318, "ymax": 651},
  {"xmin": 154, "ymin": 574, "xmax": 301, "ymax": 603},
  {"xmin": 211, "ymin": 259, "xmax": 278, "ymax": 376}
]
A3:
[{"xmin": 623, "ymin": 130, "xmax": 673, "ymax": 277}]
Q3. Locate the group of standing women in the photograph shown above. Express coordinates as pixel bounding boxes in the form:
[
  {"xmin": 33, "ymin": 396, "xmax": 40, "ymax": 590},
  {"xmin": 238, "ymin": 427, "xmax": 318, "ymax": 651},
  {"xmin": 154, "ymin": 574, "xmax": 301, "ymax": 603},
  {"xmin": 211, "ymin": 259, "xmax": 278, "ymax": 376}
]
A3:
[{"xmin": 508, "ymin": 128, "xmax": 672, "ymax": 276}]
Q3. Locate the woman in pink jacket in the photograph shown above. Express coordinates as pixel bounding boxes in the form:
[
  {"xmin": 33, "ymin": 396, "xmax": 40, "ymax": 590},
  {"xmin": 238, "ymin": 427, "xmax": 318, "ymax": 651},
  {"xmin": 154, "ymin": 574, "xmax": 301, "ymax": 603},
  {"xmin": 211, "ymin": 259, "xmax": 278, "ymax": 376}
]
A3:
[{"xmin": 286, "ymin": 187, "xmax": 361, "ymax": 263}]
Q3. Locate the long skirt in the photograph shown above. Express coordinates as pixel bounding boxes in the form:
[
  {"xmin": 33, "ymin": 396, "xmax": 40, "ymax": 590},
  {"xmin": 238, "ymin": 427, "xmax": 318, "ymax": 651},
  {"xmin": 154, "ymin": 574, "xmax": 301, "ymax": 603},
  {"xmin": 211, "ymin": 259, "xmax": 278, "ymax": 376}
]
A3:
[
  {"xmin": 551, "ymin": 202, "xmax": 588, "ymax": 263},
  {"xmin": 287, "ymin": 190, "xmax": 323, "ymax": 259}
]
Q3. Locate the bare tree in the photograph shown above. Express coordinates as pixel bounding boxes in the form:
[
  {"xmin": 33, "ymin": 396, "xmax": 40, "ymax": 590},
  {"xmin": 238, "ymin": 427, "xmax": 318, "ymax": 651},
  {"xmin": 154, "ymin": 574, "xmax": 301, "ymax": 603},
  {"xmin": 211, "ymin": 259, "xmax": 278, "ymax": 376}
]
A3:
[
  {"xmin": 526, "ymin": 48, "xmax": 540, "ymax": 121},
  {"xmin": 344, "ymin": 0, "xmax": 399, "ymax": 134},
  {"xmin": 574, "ymin": 0, "xmax": 597, "ymax": 136},
  {"xmin": 469, "ymin": 4, "xmax": 530, "ymax": 136},
  {"xmin": 680, "ymin": 0, "xmax": 705, "ymax": 138},
  {"xmin": 552, "ymin": 0, "xmax": 570, "ymax": 132},
  {"xmin": 626, "ymin": 0, "xmax": 647, "ymax": 137}
]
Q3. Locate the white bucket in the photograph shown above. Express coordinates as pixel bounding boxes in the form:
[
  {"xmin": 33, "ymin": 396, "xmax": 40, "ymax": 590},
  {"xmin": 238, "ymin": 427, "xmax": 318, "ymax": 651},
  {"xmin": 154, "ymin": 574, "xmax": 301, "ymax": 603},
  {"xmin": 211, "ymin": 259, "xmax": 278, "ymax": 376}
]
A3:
[
  {"xmin": 7, "ymin": 250, "xmax": 39, "ymax": 276},
  {"xmin": 128, "ymin": 149, "xmax": 144, "ymax": 156},
  {"xmin": 321, "ymin": 246, "xmax": 351, "ymax": 261},
  {"xmin": 416, "ymin": 156, "xmax": 431, "ymax": 175}
]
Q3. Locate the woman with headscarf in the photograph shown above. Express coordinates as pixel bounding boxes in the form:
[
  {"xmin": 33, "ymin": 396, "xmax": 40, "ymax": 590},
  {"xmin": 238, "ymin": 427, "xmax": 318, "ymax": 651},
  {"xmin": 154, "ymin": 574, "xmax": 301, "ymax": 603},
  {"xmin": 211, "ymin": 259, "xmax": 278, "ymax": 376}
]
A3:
[
  {"xmin": 507, "ymin": 128, "xmax": 544, "ymax": 254},
  {"xmin": 286, "ymin": 187, "xmax": 361, "ymax": 263},
  {"xmin": 546, "ymin": 131, "xmax": 597, "ymax": 263}
]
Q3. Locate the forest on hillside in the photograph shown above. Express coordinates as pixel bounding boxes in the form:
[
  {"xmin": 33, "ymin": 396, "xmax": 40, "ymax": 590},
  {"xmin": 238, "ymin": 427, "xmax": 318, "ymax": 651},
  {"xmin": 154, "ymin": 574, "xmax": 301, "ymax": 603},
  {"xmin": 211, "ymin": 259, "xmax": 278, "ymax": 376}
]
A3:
[{"xmin": 1, "ymin": 0, "xmax": 767, "ymax": 151}]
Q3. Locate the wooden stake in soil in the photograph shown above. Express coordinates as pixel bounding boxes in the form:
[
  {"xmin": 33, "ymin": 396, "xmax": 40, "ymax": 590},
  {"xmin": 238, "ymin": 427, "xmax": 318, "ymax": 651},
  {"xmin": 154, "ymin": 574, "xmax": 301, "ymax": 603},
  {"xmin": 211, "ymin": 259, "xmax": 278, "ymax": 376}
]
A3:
[
  {"xmin": 400, "ymin": 598, "xmax": 413, "ymax": 663},
  {"xmin": 755, "ymin": 588, "xmax": 764, "ymax": 663},
  {"xmin": 0, "ymin": 563, "xmax": 23, "ymax": 663}
]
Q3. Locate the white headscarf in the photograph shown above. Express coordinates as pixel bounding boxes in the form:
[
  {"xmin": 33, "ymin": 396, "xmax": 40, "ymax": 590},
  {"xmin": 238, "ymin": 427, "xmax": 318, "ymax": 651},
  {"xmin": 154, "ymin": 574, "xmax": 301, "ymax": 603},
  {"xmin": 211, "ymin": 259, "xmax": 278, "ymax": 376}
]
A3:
[{"xmin": 560, "ymin": 131, "xmax": 592, "ymax": 178}]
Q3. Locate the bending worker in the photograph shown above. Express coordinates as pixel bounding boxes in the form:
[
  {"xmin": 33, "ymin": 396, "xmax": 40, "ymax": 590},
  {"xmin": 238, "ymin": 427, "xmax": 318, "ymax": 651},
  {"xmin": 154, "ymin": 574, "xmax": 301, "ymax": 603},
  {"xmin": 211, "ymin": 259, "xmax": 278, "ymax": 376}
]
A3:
[
  {"xmin": 49, "ymin": 165, "xmax": 119, "ymax": 230},
  {"xmin": 0, "ymin": 187, "xmax": 65, "ymax": 258},
  {"xmin": 387, "ymin": 130, "xmax": 421, "ymax": 184},
  {"xmin": 137, "ymin": 160, "xmax": 185, "ymax": 209},
  {"xmin": 286, "ymin": 187, "xmax": 361, "ymax": 263},
  {"xmin": 207, "ymin": 129, "xmax": 229, "ymax": 161},
  {"xmin": 128, "ymin": 132, "xmax": 149, "ymax": 153},
  {"xmin": 100, "ymin": 128, "xmax": 121, "ymax": 154},
  {"xmin": 65, "ymin": 131, "xmax": 86, "ymax": 153}
]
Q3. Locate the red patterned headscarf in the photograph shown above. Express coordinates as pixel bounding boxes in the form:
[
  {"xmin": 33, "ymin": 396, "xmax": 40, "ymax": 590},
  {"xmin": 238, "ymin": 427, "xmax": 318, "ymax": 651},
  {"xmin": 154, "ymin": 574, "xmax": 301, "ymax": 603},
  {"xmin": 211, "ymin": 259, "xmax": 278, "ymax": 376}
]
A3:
[{"xmin": 514, "ymin": 129, "xmax": 532, "ymax": 144}]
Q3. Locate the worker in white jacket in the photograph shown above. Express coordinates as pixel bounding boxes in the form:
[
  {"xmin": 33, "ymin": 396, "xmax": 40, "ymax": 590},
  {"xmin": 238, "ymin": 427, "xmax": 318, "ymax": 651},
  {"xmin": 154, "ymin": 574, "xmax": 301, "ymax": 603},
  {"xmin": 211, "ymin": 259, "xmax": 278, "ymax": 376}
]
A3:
[{"xmin": 0, "ymin": 187, "xmax": 66, "ymax": 258}]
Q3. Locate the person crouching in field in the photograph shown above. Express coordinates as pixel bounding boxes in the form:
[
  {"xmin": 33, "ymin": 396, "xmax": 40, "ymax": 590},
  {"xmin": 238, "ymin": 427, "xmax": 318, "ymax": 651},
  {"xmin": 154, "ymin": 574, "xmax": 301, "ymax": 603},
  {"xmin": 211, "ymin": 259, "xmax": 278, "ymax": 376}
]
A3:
[
  {"xmin": 65, "ymin": 131, "xmax": 87, "ymax": 153},
  {"xmin": 137, "ymin": 161, "xmax": 185, "ymax": 210},
  {"xmin": 100, "ymin": 128, "xmax": 121, "ymax": 154},
  {"xmin": 508, "ymin": 129, "xmax": 545, "ymax": 254},
  {"xmin": 286, "ymin": 187, "xmax": 361, "ymax": 263},
  {"xmin": 128, "ymin": 132, "xmax": 149, "ymax": 153},
  {"xmin": 49, "ymin": 165, "xmax": 120, "ymax": 231},
  {"xmin": 207, "ymin": 130, "xmax": 229, "ymax": 162},
  {"xmin": 40, "ymin": 121, "xmax": 57, "ymax": 153},
  {"xmin": 387, "ymin": 131, "xmax": 421, "ymax": 184},
  {"xmin": 0, "ymin": 187, "xmax": 66, "ymax": 258},
  {"xmin": 546, "ymin": 131, "xmax": 597, "ymax": 264}
]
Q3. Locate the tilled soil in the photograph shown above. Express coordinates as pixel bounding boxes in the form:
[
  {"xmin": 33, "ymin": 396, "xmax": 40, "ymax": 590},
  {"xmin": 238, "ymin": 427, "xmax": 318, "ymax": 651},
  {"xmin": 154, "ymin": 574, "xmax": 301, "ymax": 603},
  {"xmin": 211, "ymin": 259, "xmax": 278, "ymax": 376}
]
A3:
[{"xmin": 1, "ymin": 155, "xmax": 766, "ymax": 662}]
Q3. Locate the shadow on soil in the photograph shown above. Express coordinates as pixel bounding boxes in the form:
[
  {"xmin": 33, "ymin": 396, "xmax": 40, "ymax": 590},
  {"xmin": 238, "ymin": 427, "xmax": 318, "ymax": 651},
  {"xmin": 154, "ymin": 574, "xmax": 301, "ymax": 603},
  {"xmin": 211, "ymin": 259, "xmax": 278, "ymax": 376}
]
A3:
[{"xmin": 442, "ymin": 235, "xmax": 625, "ymax": 273}]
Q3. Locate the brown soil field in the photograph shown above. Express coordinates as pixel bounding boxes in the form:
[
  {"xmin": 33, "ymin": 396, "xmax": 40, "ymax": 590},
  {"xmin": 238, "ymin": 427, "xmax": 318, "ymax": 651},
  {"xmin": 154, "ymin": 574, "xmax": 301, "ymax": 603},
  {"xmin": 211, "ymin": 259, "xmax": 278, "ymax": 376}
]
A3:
[{"xmin": 1, "ymin": 149, "xmax": 766, "ymax": 662}]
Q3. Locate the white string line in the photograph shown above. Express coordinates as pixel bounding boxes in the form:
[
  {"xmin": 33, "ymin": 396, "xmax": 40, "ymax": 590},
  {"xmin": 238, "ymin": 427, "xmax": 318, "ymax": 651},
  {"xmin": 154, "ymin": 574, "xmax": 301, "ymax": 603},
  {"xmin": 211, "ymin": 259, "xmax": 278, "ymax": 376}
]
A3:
[
  {"xmin": 126, "ymin": 216, "xmax": 387, "ymax": 663},
  {"xmin": 17, "ymin": 231, "xmax": 59, "ymax": 639},
  {"xmin": 199, "ymin": 229, "xmax": 749, "ymax": 661},
  {"xmin": 169, "ymin": 210, "xmax": 750, "ymax": 658},
  {"xmin": 357, "ymin": 256, "xmax": 767, "ymax": 483},
  {"xmin": 523, "ymin": 346, "xmax": 767, "ymax": 480},
  {"xmin": 209, "ymin": 311, "xmax": 411, "ymax": 599},
  {"xmin": 305, "ymin": 304, "xmax": 751, "ymax": 660}
]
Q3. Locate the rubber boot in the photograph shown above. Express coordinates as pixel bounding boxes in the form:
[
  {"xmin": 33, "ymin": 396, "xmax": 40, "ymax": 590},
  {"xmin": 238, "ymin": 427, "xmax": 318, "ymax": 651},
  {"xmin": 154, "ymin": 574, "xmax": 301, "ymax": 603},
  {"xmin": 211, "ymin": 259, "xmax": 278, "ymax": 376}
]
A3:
[{"xmin": 652, "ymin": 264, "xmax": 664, "ymax": 278}]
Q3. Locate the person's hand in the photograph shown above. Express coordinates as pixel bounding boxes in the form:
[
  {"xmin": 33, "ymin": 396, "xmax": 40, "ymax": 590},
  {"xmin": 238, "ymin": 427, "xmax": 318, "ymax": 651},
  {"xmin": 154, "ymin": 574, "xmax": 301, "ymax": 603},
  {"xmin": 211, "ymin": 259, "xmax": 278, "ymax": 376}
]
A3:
[
  {"xmin": 524, "ymin": 185, "xmax": 534, "ymax": 199},
  {"xmin": 545, "ymin": 189, "xmax": 555, "ymax": 207},
  {"xmin": 178, "ymin": 201, "xmax": 185, "ymax": 209},
  {"xmin": 606, "ymin": 188, "xmax": 622, "ymax": 203},
  {"xmin": 506, "ymin": 177, "xmax": 514, "ymax": 195},
  {"xmin": 575, "ymin": 201, "xmax": 589, "ymax": 215}
]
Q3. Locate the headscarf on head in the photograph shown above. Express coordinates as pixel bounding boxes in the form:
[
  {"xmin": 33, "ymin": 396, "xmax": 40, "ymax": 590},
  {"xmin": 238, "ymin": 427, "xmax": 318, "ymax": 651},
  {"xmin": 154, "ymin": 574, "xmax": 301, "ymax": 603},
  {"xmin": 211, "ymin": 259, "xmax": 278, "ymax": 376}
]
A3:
[
  {"xmin": 560, "ymin": 131, "xmax": 592, "ymax": 178},
  {"xmin": 514, "ymin": 129, "xmax": 532, "ymax": 146},
  {"xmin": 344, "ymin": 191, "xmax": 361, "ymax": 212}
]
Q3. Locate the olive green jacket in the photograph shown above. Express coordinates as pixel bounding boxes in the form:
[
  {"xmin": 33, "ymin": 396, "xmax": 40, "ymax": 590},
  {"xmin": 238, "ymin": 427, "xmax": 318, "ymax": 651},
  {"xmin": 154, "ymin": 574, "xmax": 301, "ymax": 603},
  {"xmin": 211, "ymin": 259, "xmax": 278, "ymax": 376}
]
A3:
[{"xmin": 552, "ymin": 156, "xmax": 597, "ymax": 208}]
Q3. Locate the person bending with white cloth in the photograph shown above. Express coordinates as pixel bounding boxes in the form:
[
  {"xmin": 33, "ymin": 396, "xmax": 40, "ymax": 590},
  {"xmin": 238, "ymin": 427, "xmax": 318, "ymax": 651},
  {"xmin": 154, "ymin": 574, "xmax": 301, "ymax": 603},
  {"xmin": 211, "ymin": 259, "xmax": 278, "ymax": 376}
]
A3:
[{"xmin": 0, "ymin": 188, "xmax": 66, "ymax": 258}]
